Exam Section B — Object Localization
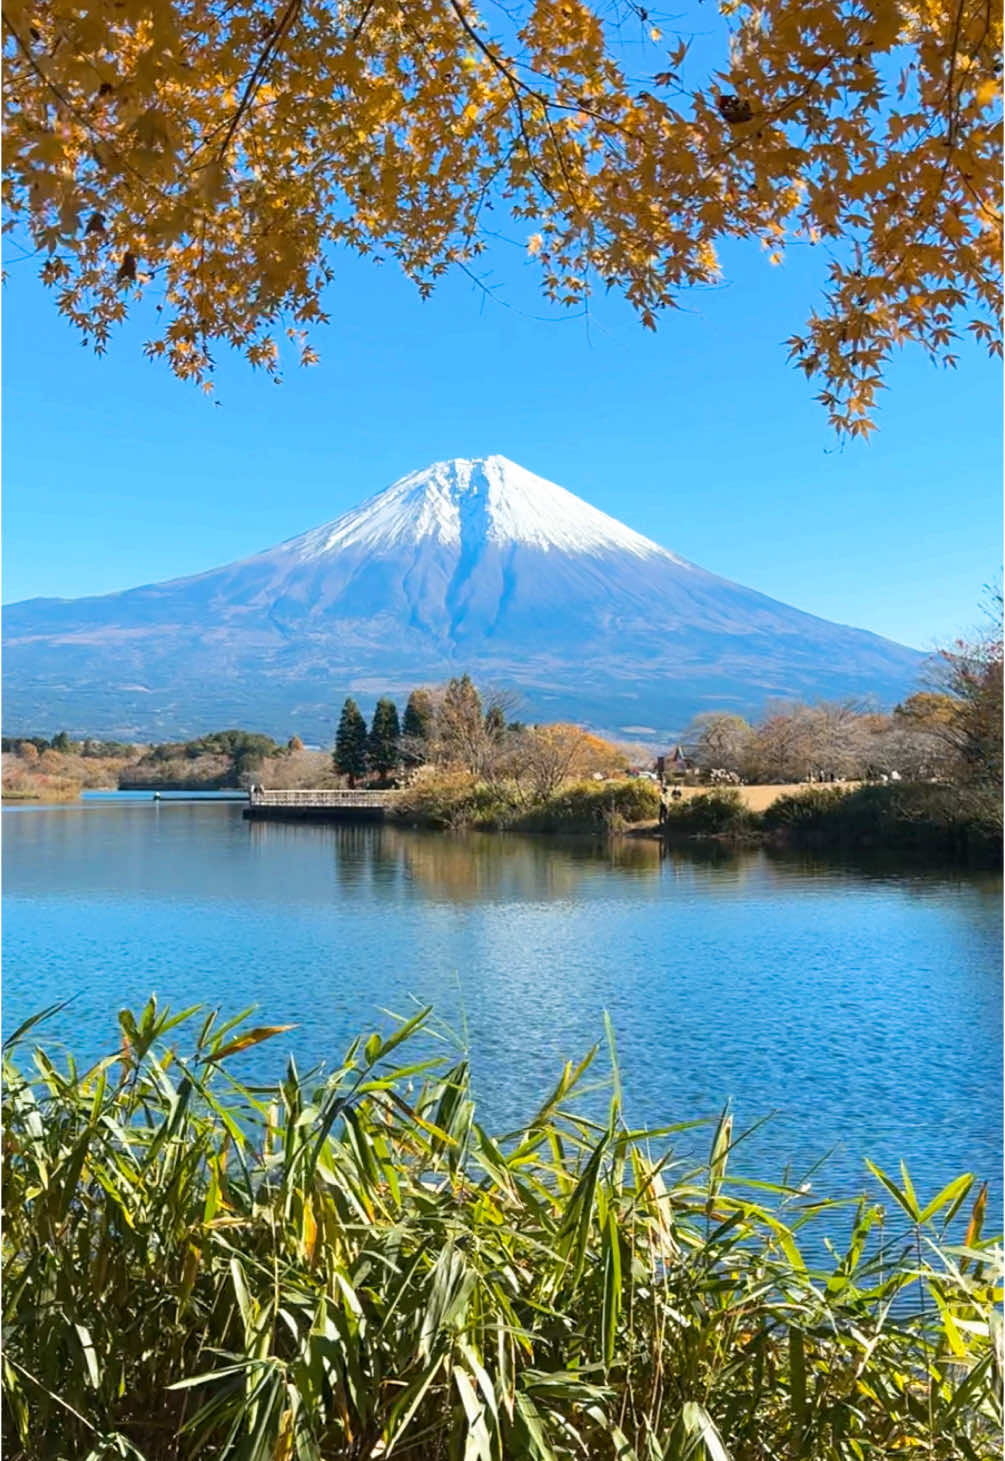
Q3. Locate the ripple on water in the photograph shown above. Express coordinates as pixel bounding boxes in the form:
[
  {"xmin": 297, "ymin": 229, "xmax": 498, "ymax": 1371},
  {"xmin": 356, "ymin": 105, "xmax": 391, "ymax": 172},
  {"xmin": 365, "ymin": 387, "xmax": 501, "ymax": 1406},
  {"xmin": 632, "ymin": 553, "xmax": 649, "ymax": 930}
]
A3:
[{"xmin": 3, "ymin": 800, "xmax": 1001, "ymax": 1219}]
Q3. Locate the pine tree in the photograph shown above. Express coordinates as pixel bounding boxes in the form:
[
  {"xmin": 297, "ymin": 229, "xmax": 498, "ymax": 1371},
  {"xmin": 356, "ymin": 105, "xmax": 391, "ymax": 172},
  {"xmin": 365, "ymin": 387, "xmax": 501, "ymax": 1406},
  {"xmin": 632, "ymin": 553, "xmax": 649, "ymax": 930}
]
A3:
[
  {"xmin": 368, "ymin": 698, "xmax": 401, "ymax": 780},
  {"xmin": 334, "ymin": 698, "xmax": 368, "ymax": 787},
  {"xmin": 401, "ymin": 689, "xmax": 435, "ymax": 767}
]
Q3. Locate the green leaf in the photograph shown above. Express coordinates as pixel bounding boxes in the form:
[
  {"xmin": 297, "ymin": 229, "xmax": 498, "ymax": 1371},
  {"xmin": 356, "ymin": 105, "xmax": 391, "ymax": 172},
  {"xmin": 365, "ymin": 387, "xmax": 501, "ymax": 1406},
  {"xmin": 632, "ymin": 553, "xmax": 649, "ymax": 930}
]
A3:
[
  {"xmin": 514, "ymin": 1393, "xmax": 558, "ymax": 1461},
  {"xmin": 788, "ymin": 1327, "xmax": 807, "ymax": 1455},
  {"xmin": 2, "ymin": 1000, "xmax": 72, "ymax": 1051},
  {"xmin": 676, "ymin": 1401, "xmax": 731, "ymax": 1461},
  {"xmin": 708, "ymin": 1108, "xmax": 733, "ymax": 1202},
  {"xmin": 865, "ymin": 1159, "xmax": 920, "ymax": 1221},
  {"xmin": 918, "ymin": 1172, "xmax": 973, "ymax": 1225},
  {"xmin": 603, "ymin": 1206, "xmax": 623, "ymax": 1367},
  {"xmin": 75, "ymin": 1323, "xmax": 101, "ymax": 1390},
  {"xmin": 368, "ymin": 1004, "xmax": 432, "ymax": 1065}
]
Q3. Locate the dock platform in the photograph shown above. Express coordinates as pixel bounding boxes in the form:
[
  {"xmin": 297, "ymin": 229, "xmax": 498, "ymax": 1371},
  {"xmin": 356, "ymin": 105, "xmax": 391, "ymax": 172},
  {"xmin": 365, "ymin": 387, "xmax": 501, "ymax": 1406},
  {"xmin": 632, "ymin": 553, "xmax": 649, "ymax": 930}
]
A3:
[{"xmin": 243, "ymin": 788, "xmax": 402, "ymax": 822}]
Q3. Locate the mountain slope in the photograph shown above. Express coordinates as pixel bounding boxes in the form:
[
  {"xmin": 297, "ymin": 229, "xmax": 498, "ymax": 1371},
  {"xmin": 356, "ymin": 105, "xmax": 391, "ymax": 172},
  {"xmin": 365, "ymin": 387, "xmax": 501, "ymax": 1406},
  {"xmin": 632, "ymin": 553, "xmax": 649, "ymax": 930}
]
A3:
[{"xmin": 3, "ymin": 456, "xmax": 924, "ymax": 739}]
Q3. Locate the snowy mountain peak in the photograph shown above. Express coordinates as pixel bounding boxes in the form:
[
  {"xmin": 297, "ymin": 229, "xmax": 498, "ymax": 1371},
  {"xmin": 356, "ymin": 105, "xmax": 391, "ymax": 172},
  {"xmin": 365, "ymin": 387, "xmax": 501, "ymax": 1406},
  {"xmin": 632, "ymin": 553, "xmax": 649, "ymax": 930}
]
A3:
[
  {"xmin": 280, "ymin": 455, "xmax": 682, "ymax": 563},
  {"xmin": 4, "ymin": 452, "xmax": 924, "ymax": 741}
]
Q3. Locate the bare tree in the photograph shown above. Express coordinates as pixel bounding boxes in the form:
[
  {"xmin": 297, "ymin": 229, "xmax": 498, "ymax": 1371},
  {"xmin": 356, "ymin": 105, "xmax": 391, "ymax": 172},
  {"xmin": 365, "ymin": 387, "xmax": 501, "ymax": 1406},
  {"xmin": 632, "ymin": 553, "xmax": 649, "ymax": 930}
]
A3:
[{"xmin": 685, "ymin": 713, "xmax": 755, "ymax": 777}]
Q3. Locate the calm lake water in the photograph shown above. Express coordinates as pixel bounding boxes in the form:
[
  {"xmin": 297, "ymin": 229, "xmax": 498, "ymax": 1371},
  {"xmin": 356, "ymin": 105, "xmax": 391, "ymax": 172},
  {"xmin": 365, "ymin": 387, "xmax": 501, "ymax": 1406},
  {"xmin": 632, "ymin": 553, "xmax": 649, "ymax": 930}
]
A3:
[{"xmin": 4, "ymin": 795, "xmax": 1002, "ymax": 1216}]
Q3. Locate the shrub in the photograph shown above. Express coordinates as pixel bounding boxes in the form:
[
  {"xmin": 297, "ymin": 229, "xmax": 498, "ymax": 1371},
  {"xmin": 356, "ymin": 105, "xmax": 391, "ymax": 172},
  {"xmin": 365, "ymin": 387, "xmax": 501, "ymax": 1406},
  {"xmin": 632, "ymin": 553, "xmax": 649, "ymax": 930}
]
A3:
[
  {"xmin": 763, "ymin": 781, "xmax": 1003, "ymax": 860},
  {"xmin": 662, "ymin": 788, "xmax": 754, "ymax": 837},
  {"xmin": 0, "ymin": 770, "xmax": 81, "ymax": 802},
  {"xmin": 513, "ymin": 778, "xmax": 659, "ymax": 833},
  {"xmin": 2, "ymin": 1002, "xmax": 1000, "ymax": 1461},
  {"xmin": 395, "ymin": 775, "xmax": 658, "ymax": 834},
  {"xmin": 760, "ymin": 785, "xmax": 851, "ymax": 829},
  {"xmin": 393, "ymin": 771, "xmax": 519, "ymax": 830}
]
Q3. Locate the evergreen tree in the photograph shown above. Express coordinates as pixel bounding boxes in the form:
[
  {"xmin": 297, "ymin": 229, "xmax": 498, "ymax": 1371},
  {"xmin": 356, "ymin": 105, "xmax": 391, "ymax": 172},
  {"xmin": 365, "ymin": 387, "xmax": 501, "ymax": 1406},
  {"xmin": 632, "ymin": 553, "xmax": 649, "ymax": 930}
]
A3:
[
  {"xmin": 334, "ymin": 698, "xmax": 368, "ymax": 786},
  {"xmin": 401, "ymin": 689, "xmax": 435, "ymax": 766},
  {"xmin": 403, "ymin": 689, "xmax": 434, "ymax": 742},
  {"xmin": 368, "ymin": 698, "xmax": 401, "ymax": 779}
]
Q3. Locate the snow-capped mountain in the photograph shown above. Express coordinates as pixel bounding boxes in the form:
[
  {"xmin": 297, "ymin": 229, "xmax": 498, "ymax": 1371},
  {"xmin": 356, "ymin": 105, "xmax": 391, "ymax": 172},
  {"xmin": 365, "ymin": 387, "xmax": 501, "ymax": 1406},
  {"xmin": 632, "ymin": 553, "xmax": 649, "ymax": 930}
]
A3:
[
  {"xmin": 287, "ymin": 456, "xmax": 681, "ymax": 561},
  {"xmin": 3, "ymin": 455, "xmax": 924, "ymax": 740}
]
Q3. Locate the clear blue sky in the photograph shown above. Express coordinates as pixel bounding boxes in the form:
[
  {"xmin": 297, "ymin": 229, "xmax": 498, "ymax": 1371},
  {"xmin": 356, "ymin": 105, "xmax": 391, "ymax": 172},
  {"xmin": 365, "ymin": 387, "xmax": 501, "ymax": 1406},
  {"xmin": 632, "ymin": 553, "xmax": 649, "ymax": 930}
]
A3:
[{"xmin": 3, "ymin": 225, "xmax": 1000, "ymax": 652}]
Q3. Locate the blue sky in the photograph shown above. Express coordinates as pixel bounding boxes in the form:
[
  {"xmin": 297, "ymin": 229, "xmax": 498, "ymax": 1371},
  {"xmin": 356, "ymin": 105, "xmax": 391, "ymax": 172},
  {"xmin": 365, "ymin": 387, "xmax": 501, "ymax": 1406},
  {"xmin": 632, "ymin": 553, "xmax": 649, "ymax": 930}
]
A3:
[{"xmin": 3, "ymin": 225, "xmax": 1000, "ymax": 652}]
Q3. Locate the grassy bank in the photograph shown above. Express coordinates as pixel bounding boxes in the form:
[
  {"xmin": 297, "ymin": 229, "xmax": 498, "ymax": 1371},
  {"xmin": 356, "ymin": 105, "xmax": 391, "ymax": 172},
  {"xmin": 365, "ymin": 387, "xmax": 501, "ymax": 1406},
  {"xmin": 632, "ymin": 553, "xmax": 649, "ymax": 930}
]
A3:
[
  {"xmin": 3, "ymin": 1001, "xmax": 1000, "ymax": 1461},
  {"xmin": 661, "ymin": 783, "xmax": 1003, "ymax": 865},
  {"xmin": 392, "ymin": 773, "xmax": 660, "ymax": 834}
]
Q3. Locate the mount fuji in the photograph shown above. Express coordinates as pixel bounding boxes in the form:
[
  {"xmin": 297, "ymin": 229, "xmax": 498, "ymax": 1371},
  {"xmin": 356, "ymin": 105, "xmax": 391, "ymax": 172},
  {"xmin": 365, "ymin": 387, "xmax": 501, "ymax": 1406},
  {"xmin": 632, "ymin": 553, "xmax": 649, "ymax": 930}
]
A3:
[{"xmin": 3, "ymin": 455, "xmax": 923, "ymax": 741}]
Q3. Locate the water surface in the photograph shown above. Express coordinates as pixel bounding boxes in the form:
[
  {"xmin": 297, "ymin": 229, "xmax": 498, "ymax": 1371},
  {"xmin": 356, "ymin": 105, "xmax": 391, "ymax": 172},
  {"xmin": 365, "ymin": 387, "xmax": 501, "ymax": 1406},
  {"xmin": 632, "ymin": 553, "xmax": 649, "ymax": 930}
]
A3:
[{"xmin": 4, "ymin": 796, "xmax": 1001, "ymax": 1213}]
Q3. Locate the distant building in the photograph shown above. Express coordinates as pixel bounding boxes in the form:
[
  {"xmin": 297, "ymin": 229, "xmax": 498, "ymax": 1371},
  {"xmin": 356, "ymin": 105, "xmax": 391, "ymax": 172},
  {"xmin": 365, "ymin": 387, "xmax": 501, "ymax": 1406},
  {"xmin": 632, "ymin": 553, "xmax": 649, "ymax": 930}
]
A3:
[{"xmin": 656, "ymin": 745, "xmax": 691, "ymax": 782}]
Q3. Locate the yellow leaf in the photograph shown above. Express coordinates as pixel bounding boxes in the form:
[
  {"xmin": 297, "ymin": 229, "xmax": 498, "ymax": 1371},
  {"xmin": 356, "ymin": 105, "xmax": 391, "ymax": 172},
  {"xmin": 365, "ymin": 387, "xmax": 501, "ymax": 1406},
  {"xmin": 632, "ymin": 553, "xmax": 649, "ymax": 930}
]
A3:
[
  {"xmin": 206, "ymin": 1025, "xmax": 297, "ymax": 1062},
  {"xmin": 273, "ymin": 1407, "xmax": 294, "ymax": 1461},
  {"xmin": 303, "ymin": 1198, "xmax": 319, "ymax": 1263}
]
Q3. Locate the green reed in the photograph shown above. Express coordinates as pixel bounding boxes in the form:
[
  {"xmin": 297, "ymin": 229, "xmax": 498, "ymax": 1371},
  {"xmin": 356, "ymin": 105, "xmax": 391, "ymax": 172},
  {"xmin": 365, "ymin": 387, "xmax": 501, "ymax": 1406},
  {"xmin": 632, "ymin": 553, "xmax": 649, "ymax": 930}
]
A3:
[{"xmin": 2, "ymin": 1000, "xmax": 1001, "ymax": 1460}]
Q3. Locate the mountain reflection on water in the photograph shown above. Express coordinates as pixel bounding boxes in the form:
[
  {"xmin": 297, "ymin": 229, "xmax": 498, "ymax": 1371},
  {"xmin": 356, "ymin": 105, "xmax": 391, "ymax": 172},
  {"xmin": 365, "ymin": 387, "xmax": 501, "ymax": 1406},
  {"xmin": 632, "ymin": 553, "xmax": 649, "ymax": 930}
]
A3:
[{"xmin": 3, "ymin": 799, "xmax": 1001, "ymax": 1221}]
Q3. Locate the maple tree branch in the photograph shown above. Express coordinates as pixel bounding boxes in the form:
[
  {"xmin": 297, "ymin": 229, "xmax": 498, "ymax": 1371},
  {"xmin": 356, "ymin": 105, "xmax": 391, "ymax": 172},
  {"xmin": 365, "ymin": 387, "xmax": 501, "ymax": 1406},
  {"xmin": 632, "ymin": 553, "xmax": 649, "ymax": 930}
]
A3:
[
  {"xmin": 217, "ymin": 0, "xmax": 302, "ymax": 162},
  {"xmin": 350, "ymin": 0, "xmax": 380, "ymax": 42},
  {"xmin": 2, "ymin": 13, "xmax": 173, "ymax": 211},
  {"xmin": 447, "ymin": 0, "xmax": 599, "ymax": 219},
  {"xmin": 942, "ymin": 0, "xmax": 969, "ymax": 150}
]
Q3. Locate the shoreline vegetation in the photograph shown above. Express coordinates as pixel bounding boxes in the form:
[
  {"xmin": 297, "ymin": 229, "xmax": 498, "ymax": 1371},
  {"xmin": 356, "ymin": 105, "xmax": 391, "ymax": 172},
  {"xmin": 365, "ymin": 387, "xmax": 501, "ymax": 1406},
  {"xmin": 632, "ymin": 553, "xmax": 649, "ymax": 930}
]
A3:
[
  {"xmin": 656, "ymin": 783, "xmax": 1004, "ymax": 864},
  {"xmin": 386, "ymin": 777, "xmax": 1000, "ymax": 867},
  {"xmin": 3, "ymin": 1000, "xmax": 1001, "ymax": 1460},
  {"xmin": 3, "ymin": 607, "xmax": 1001, "ymax": 863}
]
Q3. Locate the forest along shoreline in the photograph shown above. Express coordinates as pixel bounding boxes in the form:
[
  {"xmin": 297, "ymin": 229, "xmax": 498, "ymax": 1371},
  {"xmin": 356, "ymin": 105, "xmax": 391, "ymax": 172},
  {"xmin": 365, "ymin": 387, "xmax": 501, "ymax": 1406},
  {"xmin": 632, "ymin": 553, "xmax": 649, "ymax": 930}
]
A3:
[{"xmin": 2, "ymin": 637, "xmax": 1001, "ymax": 868}]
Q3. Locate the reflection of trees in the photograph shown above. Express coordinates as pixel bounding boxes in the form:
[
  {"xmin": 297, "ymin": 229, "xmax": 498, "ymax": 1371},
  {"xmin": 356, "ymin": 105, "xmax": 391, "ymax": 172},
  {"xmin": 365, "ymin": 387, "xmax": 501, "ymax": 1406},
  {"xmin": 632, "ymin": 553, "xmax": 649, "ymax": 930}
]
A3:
[
  {"xmin": 763, "ymin": 844, "xmax": 1004, "ymax": 900},
  {"xmin": 662, "ymin": 841, "xmax": 744, "ymax": 873},
  {"xmin": 604, "ymin": 839, "xmax": 662, "ymax": 875},
  {"xmin": 248, "ymin": 819, "xmax": 405, "ymax": 897},
  {"xmin": 331, "ymin": 823, "xmax": 390, "ymax": 892},
  {"xmin": 390, "ymin": 829, "xmax": 663, "ymax": 903},
  {"xmin": 394, "ymin": 830, "xmax": 579, "ymax": 902},
  {"xmin": 248, "ymin": 821, "xmax": 777, "ymax": 903},
  {"xmin": 253, "ymin": 819, "xmax": 880, "ymax": 905}
]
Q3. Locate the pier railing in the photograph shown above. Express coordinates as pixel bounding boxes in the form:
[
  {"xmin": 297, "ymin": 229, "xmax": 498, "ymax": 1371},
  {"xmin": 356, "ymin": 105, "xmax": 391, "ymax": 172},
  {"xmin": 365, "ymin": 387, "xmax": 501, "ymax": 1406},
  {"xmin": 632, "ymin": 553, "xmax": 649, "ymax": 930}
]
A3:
[{"xmin": 247, "ymin": 788, "xmax": 402, "ymax": 808}]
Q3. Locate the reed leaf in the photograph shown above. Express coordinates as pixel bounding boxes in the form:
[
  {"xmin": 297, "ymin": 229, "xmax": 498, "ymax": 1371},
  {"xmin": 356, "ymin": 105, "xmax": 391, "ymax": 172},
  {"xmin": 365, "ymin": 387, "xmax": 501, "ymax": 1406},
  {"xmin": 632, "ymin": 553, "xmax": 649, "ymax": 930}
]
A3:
[{"xmin": 1, "ymin": 1002, "xmax": 999, "ymax": 1461}]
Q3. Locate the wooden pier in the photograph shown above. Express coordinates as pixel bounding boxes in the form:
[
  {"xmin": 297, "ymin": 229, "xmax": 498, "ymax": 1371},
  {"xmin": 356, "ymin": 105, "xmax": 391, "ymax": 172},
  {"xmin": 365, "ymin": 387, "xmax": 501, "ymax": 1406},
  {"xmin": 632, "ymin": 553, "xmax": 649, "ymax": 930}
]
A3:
[{"xmin": 243, "ymin": 788, "xmax": 402, "ymax": 822}]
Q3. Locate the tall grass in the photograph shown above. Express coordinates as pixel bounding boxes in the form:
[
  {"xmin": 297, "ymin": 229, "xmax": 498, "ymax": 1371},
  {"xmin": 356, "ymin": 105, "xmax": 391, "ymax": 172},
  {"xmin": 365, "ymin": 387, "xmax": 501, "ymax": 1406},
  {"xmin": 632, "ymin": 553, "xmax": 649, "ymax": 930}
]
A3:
[{"xmin": 3, "ymin": 1001, "xmax": 1001, "ymax": 1460}]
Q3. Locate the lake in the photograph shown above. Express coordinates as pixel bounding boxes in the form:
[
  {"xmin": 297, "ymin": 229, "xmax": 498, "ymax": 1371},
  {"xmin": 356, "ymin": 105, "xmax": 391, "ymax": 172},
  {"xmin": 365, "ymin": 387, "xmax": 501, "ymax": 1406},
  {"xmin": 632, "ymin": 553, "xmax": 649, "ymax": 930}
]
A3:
[{"xmin": 3, "ymin": 794, "xmax": 1001, "ymax": 1216}]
